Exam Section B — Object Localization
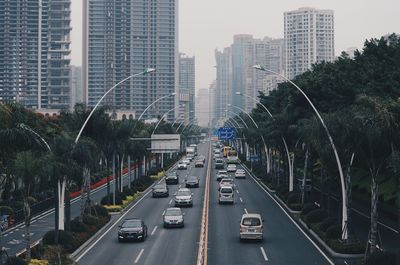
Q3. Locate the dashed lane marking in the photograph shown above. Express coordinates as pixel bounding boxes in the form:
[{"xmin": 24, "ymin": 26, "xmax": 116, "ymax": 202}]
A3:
[
  {"xmin": 244, "ymin": 208, "xmax": 248, "ymax": 214},
  {"xmin": 151, "ymin": 226, "xmax": 158, "ymax": 236},
  {"xmin": 239, "ymin": 197, "xmax": 243, "ymax": 203},
  {"xmin": 260, "ymin": 246, "xmax": 269, "ymax": 261},
  {"xmin": 134, "ymin": 249, "xmax": 144, "ymax": 264}
]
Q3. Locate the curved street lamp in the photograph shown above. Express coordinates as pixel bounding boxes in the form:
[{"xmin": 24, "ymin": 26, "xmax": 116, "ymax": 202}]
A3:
[
  {"xmin": 75, "ymin": 68, "xmax": 156, "ymax": 145},
  {"xmin": 152, "ymin": 104, "xmax": 184, "ymax": 135},
  {"xmin": 235, "ymin": 92, "xmax": 292, "ymax": 190},
  {"xmin": 254, "ymin": 64, "xmax": 347, "ymax": 240},
  {"xmin": 137, "ymin": 92, "xmax": 177, "ymax": 121}
]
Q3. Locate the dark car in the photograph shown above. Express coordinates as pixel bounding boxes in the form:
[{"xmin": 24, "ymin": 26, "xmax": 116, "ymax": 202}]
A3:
[
  {"xmin": 185, "ymin": 176, "xmax": 200, "ymax": 188},
  {"xmin": 165, "ymin": 172, "xmax": 179, "ymax": 185},
  {"xmin": 152, "ymin": 184, "xmax": 169, "ymax": 197},
  {"xmin": 118, "ymin": 218, "xmax": 148, "ymax": 242}
]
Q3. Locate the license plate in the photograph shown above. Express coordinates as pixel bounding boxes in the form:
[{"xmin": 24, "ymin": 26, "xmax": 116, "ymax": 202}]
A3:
[{"xmin": 248, "ymin": 229, "xmax": 255, "ymax": 232}]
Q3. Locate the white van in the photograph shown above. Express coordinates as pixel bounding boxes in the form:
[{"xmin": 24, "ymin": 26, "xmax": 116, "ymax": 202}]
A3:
[
  {"xmin": 218, "ymin": 186, "xmax": 234, "ymax": 204},
  {"xmin": 239, "ymin": 213, "xmax": 263, "ymax": 241}
]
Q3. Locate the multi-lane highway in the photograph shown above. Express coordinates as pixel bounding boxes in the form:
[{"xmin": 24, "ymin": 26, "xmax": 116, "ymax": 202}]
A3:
[
  {"xmin": 75, "ymin": 142, "xmax": 211, "ymax": 265},
  {"xmin": 74, "ymin": 141, "xmax": 337, "ymax": 265}
]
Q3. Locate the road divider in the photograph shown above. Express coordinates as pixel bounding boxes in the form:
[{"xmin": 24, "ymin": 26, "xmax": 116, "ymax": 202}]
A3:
[{"xmin": 196, "ymin": 141, "xmax": 211, "ymax": 265}]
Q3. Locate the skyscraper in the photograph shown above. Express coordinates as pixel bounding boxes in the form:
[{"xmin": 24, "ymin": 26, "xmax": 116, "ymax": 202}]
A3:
[
  {"xmin": 178, "ymin": 53, "xmax": 195, "ymax": 125},
  {"xmin": 284, "ymin": 7, "xmax": 335, "ymax": 79},
  {"xmin": 83, "ymin": 0, "xmax": 178, "ymax": 120},
  {"xmin": 70, "ymin": 66, "xmax": 82, "ymax": 109},
  {"xmin": 214, "ymin": 47, "xmax": 232, "ymax": 122},
  {"xmin": 195, "ymin": 88, "xmax": 209, "ymax": 127},
  {"xmin": 0, "ymin": 0, "xmax": 71, "ymax": 109}
]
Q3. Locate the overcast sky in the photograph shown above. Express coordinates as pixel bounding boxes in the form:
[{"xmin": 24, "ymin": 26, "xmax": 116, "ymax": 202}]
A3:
[{"xmin": 70, "ymin": 0, "xmax": 399, "ymax": 91}]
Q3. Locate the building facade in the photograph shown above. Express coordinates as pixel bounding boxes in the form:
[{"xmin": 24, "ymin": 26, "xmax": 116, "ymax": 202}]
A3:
[
  {"xmin": 83, "ymin": 0, "xmax": 178, "ymax": 120},
  {"xmin": 214, "ymin": 47, "xmax": 232, "ymax": 123},
  {"xmin": 195, "ymin": 88, "xmax": 209, "ymax": 127},
  {"xmin": 0, "ymin": 0, "xmax": 71, "ymax": 109},
  {"xmin": 178, "ymin": 53, "xmax": 195, "ymax": 125},
  {"xmin": 70, "ymin": 65, "xmax": 82, "ymax": 109},
  {"xmin": 284, "ymin": 7, "xmax": 335, "ymax": 79}
]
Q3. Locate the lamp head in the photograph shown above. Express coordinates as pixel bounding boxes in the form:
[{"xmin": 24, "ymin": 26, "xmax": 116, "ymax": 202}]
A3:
[
  {"xmin": 145, "ymin": 68, "xmax": 156, "ymax": 73},
  {"xmin": 235, "ymin": 92, "xmax": 241, "ymax": 95},
  {"xmin": 253, "ymin": 64, "xmax": 265, "ymax": 71},
  {"xmin": 171, "ymin": 92, "xmax": 177, "ymax": 96}
]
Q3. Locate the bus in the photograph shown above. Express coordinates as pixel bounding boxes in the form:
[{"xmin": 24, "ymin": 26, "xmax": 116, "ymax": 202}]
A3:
[
  {"xmin": 227, "ymin": 149, "xmax": 239, "ymax": 164},
  {"xmin": 223, "ymin": 146, "xmax": 231, "ymax": 157}
]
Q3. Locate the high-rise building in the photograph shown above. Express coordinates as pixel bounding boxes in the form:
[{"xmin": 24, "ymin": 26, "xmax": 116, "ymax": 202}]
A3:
[
  {"xmin": 214, "ymin": 47, "xmax": 232, "ymax": 123},
  {"xmin": 70, "ymin": 66, "xmax": 82, "ymax": 109},
  {"xmin": 178, "ymin": 53, "xmax": 195, "ymax": 125},
  {"xmin": 83, "ymin": 0, "xmax": 178, "ymax": 120},
  {"xmin": 195, "ymin": 88, "xmax": 209, "ymax": 127},
  {"xmin": 0, "ymin": 0, "xmax": 71, "ymax": 109},
  {"xmin": 284, "ymin": 7, "xmax": 335, "ymax": 79}
]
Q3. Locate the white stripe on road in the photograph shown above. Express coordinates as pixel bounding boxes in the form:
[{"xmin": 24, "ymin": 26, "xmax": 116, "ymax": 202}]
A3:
[
  {"xmin": 236, "ymin": 190, "xmax": 239, "ymax": 194},
  {"xmin": 239, "ymin": 197, "xmax": 243, "ymax": 203},
  {"xmin": 168, "ymin": 199, "xmax": 173, "ymax": 205},
  {"xmin": 151, "ymin": 226, "xmax": 158, "ymax": 236},
  {"xmin": 244, "ymin": 208, "xmax": 248, "ymax": 214},
  {"xmin": 162, "ymin": 210, "xmax": 165, "ymax": 216},
  {"xmin": 260, "ymin": 246, "xmax": 269, "ymax": 261},
  {"xmin": 134, "ymin": 249, "xmax": 144, "ymax": 264}
]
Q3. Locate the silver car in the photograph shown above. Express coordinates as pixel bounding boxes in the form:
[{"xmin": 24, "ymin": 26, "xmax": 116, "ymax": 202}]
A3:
[
  {"xmin": 174, "ymin": 188, "xmax": 193, "ymax": 207},
  {"xmin": 163, "ymin": 207, "xmax": 184, "ymax": 228}
]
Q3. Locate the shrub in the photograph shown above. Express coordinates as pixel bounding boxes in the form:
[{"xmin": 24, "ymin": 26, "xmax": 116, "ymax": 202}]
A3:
[
  {"xmin": 70, "ymin": 219, "xmax": 89, "ymax": 233},
  {"xmin": 301, "ymin": 203, "xmax": 319, "ymax": 216},
  {"xmin": 320, "ymin": 217, "xmax": 338, "ymax": 232},
  {"xmin": 29, "ymin": 259, "xmax": 49, "ymax": 265},
  {"xmin": 8, "ymin": 201, "xmax": 24, "ymax": 211},
  {"xmin": 42, "ymin": 245, "xmax": 75, "ymax": 265},
  {"xmin": 288, "ymin": 203, "xmax": 302, "ymax": 211},
  {"xmin": 42, "ymin": 230, "xmax": 74, "ymax": 248},
  {"xmin": 82, "ymin": 214, "xmax": 99, "ymax": 227},
  {"xmin": 93, "ymin": 205, "xmax": 110, "ymax": 218},
  {"xmin": 101, "ymin": 193, "xmax": 123, "ymax": 205},
  {"xmin": 327, "ymin": 239, "xmax": 365, "ymax": 254},
  {"xmin": 6, "ymin": 257, "xmax": 28, "ymax": 265},
  {"xmin": 286, "ymin": 192, "xmax": 301, "ymax": 204},
  {"xmin": 325, "ymin": 224, "xmax": 342, "ymax": 239},
  {"xmin": 305, "ymin": 209, "xmax": 328, "ymax": 224},
  {"xmin": 122, "ymin": 187, "xmax": 135, "ymax": 196},
  {"xmin": 365, "ymin": 251, "xmax": 398, "ymax": 265}
]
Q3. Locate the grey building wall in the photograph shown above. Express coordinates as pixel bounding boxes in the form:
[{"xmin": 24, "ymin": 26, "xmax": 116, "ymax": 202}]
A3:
[{"xmin": 179, "ymin": 53, "xmax": 195, "ymax": 125}]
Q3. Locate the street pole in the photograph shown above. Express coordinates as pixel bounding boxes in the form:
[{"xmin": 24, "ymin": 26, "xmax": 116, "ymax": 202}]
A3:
[{"xmin": 254, "ymin": 64, "xmax": 348, "ymax": 240}]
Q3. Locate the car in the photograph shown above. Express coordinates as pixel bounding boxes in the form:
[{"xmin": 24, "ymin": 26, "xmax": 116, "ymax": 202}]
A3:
[
  {"xmin": 174, "ymin": 188, "xmax": 193, "ymax": 207},
  {"xmin": 163, "ymin": 207, "xmax": 184, "ymax": 228},
  {"xmin": 195, "ymin": 160, "xmax": 204, "ymax": 167},
  {"xmin": 219, "ymin": 177, "xmax": 235, "ymax": 190},
  {"xmin": 198, "ymin": 155, "xmax": 206, "ymax": 163},
  {"xmin": 186, "ymin": 155, "xmax": 194, "ymax": 162},
  {"xmin": 216, "ymin": 170, "xmax": 228, "ymax": 181},
  {"xmin": 118, "ymin": 218, "xmax": 148, "ymax": 242},
  {"xmin": 227, "ymin": 164, "xmax": 237, "ymax": 173},
  {"xmin": 239, "ymin": 213, "xmax": 263, "ymax": 242},
  {"xmin": 213, "ymin": 153, "xmax": 221, "ymax": 160},
  {"xmin": 177, "ymin": 162, "xmax": 188, "ymax": 170},
  {"xmin": 182, "ymin": 158, "xmax": 191, "ymax": 164},
  {"xmin": 152, "ymin": 183, "xmax": 169, "ymax": 197},
  {"xmin": 219, "ymin": 186, "xmax": 234, "ymax": 204},
  {"xmin": 235, "ymin": 169, "xmax": 246, "ymax": 179},
  {"xmin": 165, "ymin": 171, "xmax": 179, "ymax": 184},
  {"xmin": 215, "ymin": 158, "xmax": 224, "ymax": 169},
  {"xmin": 185, "ymin": 176, "xmax": 200, "ymax": 188}
]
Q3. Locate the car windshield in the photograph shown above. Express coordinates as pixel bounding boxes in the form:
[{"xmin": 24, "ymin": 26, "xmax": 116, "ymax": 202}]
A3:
[
  {"xmin": 242, "ymin": 217, "xmax": 261, "ymax": 226},
  {"xmin": 176, "ymin": 190, "xmax": 191, "ymax": 196},
  {"xmin": 154, "ymin": 185, "xmax": 166, "ymax": 190},
  {"xmin": 221, "ymin": 179, "xmax": 232, "ymax": 183},
  {"xmin": 122, "ymin": 220, "xmax": 142, "ymax": 228},
  {"xmin": 188, "ymin": 176, "xmax": 198, "ymax": 181},
  {"xmin": 220, "ymin": 188, "xmax": 232, "ymax": 193},
  {"xmin": 165, "ymin": 209, "xmax": 182, "ymax": 216},
  {"xmin": 218, "ymin": 171, "xmax": 227, "ymax": 174}
]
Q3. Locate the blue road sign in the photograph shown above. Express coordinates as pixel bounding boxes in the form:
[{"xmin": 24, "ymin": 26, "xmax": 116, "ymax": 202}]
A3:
[
  {"xmin": 218, "ymin": 127, "xmax": 236, "ymax": 140},
  {"xmin": 250, "ymin": 155, "xmax": 261, "ymax": 162}
]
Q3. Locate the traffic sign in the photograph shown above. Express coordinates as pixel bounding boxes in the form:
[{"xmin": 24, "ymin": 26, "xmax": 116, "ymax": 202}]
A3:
[{"xmin": 218, "ymin": 127, "xmax": 236, "ymax": 140}]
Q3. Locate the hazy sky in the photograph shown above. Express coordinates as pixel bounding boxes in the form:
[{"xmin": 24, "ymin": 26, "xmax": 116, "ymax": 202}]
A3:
[{"xmin": 70, "ymin": 0, "xmax": 399, "ymax": 91}]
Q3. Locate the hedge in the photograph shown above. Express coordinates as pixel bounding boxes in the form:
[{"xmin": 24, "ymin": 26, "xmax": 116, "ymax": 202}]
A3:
[
  {"xmin": 365, "ymin": 251, "xmax": 398, "ymax": 265},
  {"xmin": 305, "ymin": 209, "xmax": 328, "ymax": 224}
]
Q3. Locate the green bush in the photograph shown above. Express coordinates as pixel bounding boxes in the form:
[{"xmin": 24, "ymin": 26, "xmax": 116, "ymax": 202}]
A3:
[
  {"xmin": 320, "ymin": 217, "xmax": 338, "ymax": 232},
  {"xmin": 325, "ymin": 224, "xmax": 342, "ymax": 239},
  {"xmin": 306, "ymin": 209, "xmax": 328, "ymax": 224},
  {"xmin": 8, "ymin": 201, "xmax": 24, "ymax": 211},
  {"xmin": 301, "ymin": 203, "xmax": 319, "ymax": 216},
  {"xmin": 82, "ymin": 214, "xmax": 99, "ymax": 227},
  {"xmin": 101, "ymin": 193, "xmax": 123, "ymax": 205},
  {"xmin": 286, "ymin": 192, "xmax": 301, "ymax": 204},
  {"xmin": 365, "ymin": 251, "xmax": 397, "ymax": 265},
  {"xmin": 327, "ymin": 239, "xmax": 365, "ymax": 254},
  {"xmin": 6, "ymin": 257, "xmax": 28, "ymax": 265},
  {"xmin": 122, "ymin": 187, "xmax": 136, "ymax": 196},
  {"xmin": 93, "ymin": 205, "xmax": 110, "ymax": 218},
  {"xmin": 288, "ymin": 203, "xmax": 302, "ymax": 211},
  {"xmin": 70, "ymin": 219, "xmax": 89, "ymax": 233},
  {"xmin": 42, "ymin": 230, "xmax": 74, "ymax": 248},
  {"xmin": 0, "ymin": 206, "xmax": 13, "ymax": 215}
]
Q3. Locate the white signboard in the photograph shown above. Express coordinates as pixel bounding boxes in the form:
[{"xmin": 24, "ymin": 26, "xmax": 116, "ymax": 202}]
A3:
[{"xmin": 151, "ymin": 134, "xmax": 181, "ymax": 153}]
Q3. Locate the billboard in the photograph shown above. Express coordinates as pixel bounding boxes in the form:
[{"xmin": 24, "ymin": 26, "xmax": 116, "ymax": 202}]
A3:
[{"xmin": 151, "ymin": 134, "xmax": 181, "ymax": 153}]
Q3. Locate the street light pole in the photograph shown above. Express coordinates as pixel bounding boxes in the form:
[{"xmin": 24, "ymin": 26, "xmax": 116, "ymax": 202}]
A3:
[
  {"xmin": 137, "ymin": 92, "xmax": 177, "ymax": 121},
  {"xmin": 254, "ymin": 64, "xmax": 348, "ymax": 240},
  {"xmin": 152, "ymin": 104, "xmax": 184, "ymax": 135}
]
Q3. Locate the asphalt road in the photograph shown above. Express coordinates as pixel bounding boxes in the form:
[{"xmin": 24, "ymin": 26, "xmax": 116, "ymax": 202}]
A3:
[
  {"xmin": 207, "ymin": 162, "xmax": 334, "ymax": 265},
  {"xmin": 76, "ymin": 142, "xmax": 210, "ymax": 265},
  {"xmin": 1, "ymin": 162, "xmax": 146, "ymax": 256}
]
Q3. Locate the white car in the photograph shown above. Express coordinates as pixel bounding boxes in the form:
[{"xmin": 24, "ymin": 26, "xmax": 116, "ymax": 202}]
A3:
[
  {"xmin": 219, "ymin": 186, "xmax": 234, "ymax": 204},
  {"xmin": 227, "ymin": 164, "xmax": 237, "ymax": 173},
  {"xmin": 216, "ymin": 170, "xmax": 228, "ymax": 181},
  {"xmin": 235, "ymin": 169, "xmax": 246, "ymax": 179},
  {"xmin": 174, "ymin": 188, "xmax": 193, "ymax": 207},
  {"xmin": 219, "ymin": 178, "xmax": 235, "ymax": 190},
  {"xmin": 182, "ymin": 158, "xmax": 191, "ymax": 164},
  {"xmin": 240, "ymin": 213, "xmax": 263, "ymax": 241},
  {"xmin": 177, "ymin": 162, "xmax": 188, "ymax": 170}
]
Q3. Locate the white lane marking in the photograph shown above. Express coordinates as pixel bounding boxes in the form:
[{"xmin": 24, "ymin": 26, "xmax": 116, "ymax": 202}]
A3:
[
  {"xmin": 236, "ymin": 190, "xmax": 239, "ymax": 194},
  {"xmin": 151, "ymin": 226, "xmax": 158, "ymax": 236},
  {"xmin": 239, "ymin": 197, "xmax": 243, "ymax": 203},
  {"xmin": 9, "ymin": 231, "xmax": 13, "ymax": 235},
  {"xmin": 169, "ymin": 199, "xmax": 173, "ymax": 205},
  {"xmin": 241, "ymin": 164, "xmax": 334, "ymax": 265},
  {"xmin": 260, "ymin": 246, "xmax": 269, "ymax": 261},
  {"xmin": 4, "ymin": 234, "xmax": 8, "ymax": 237},
  {"xmin": 15, "ymin": 229, "xmax": 19, "ymax": 232},
  {"xmin": 134, "ymin": 248, "xmax": 144, "ymax": 264},
  {"xmin": 162, "ymin": 210, "xmax": 165, "ymax": 216},
  {"xmin": 31, "ymin": 220, "xmax": 37, "ymax": 224},
  {"xmin": 244, "ymin": 208, "xmax": 248, "ymax": 214}
]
